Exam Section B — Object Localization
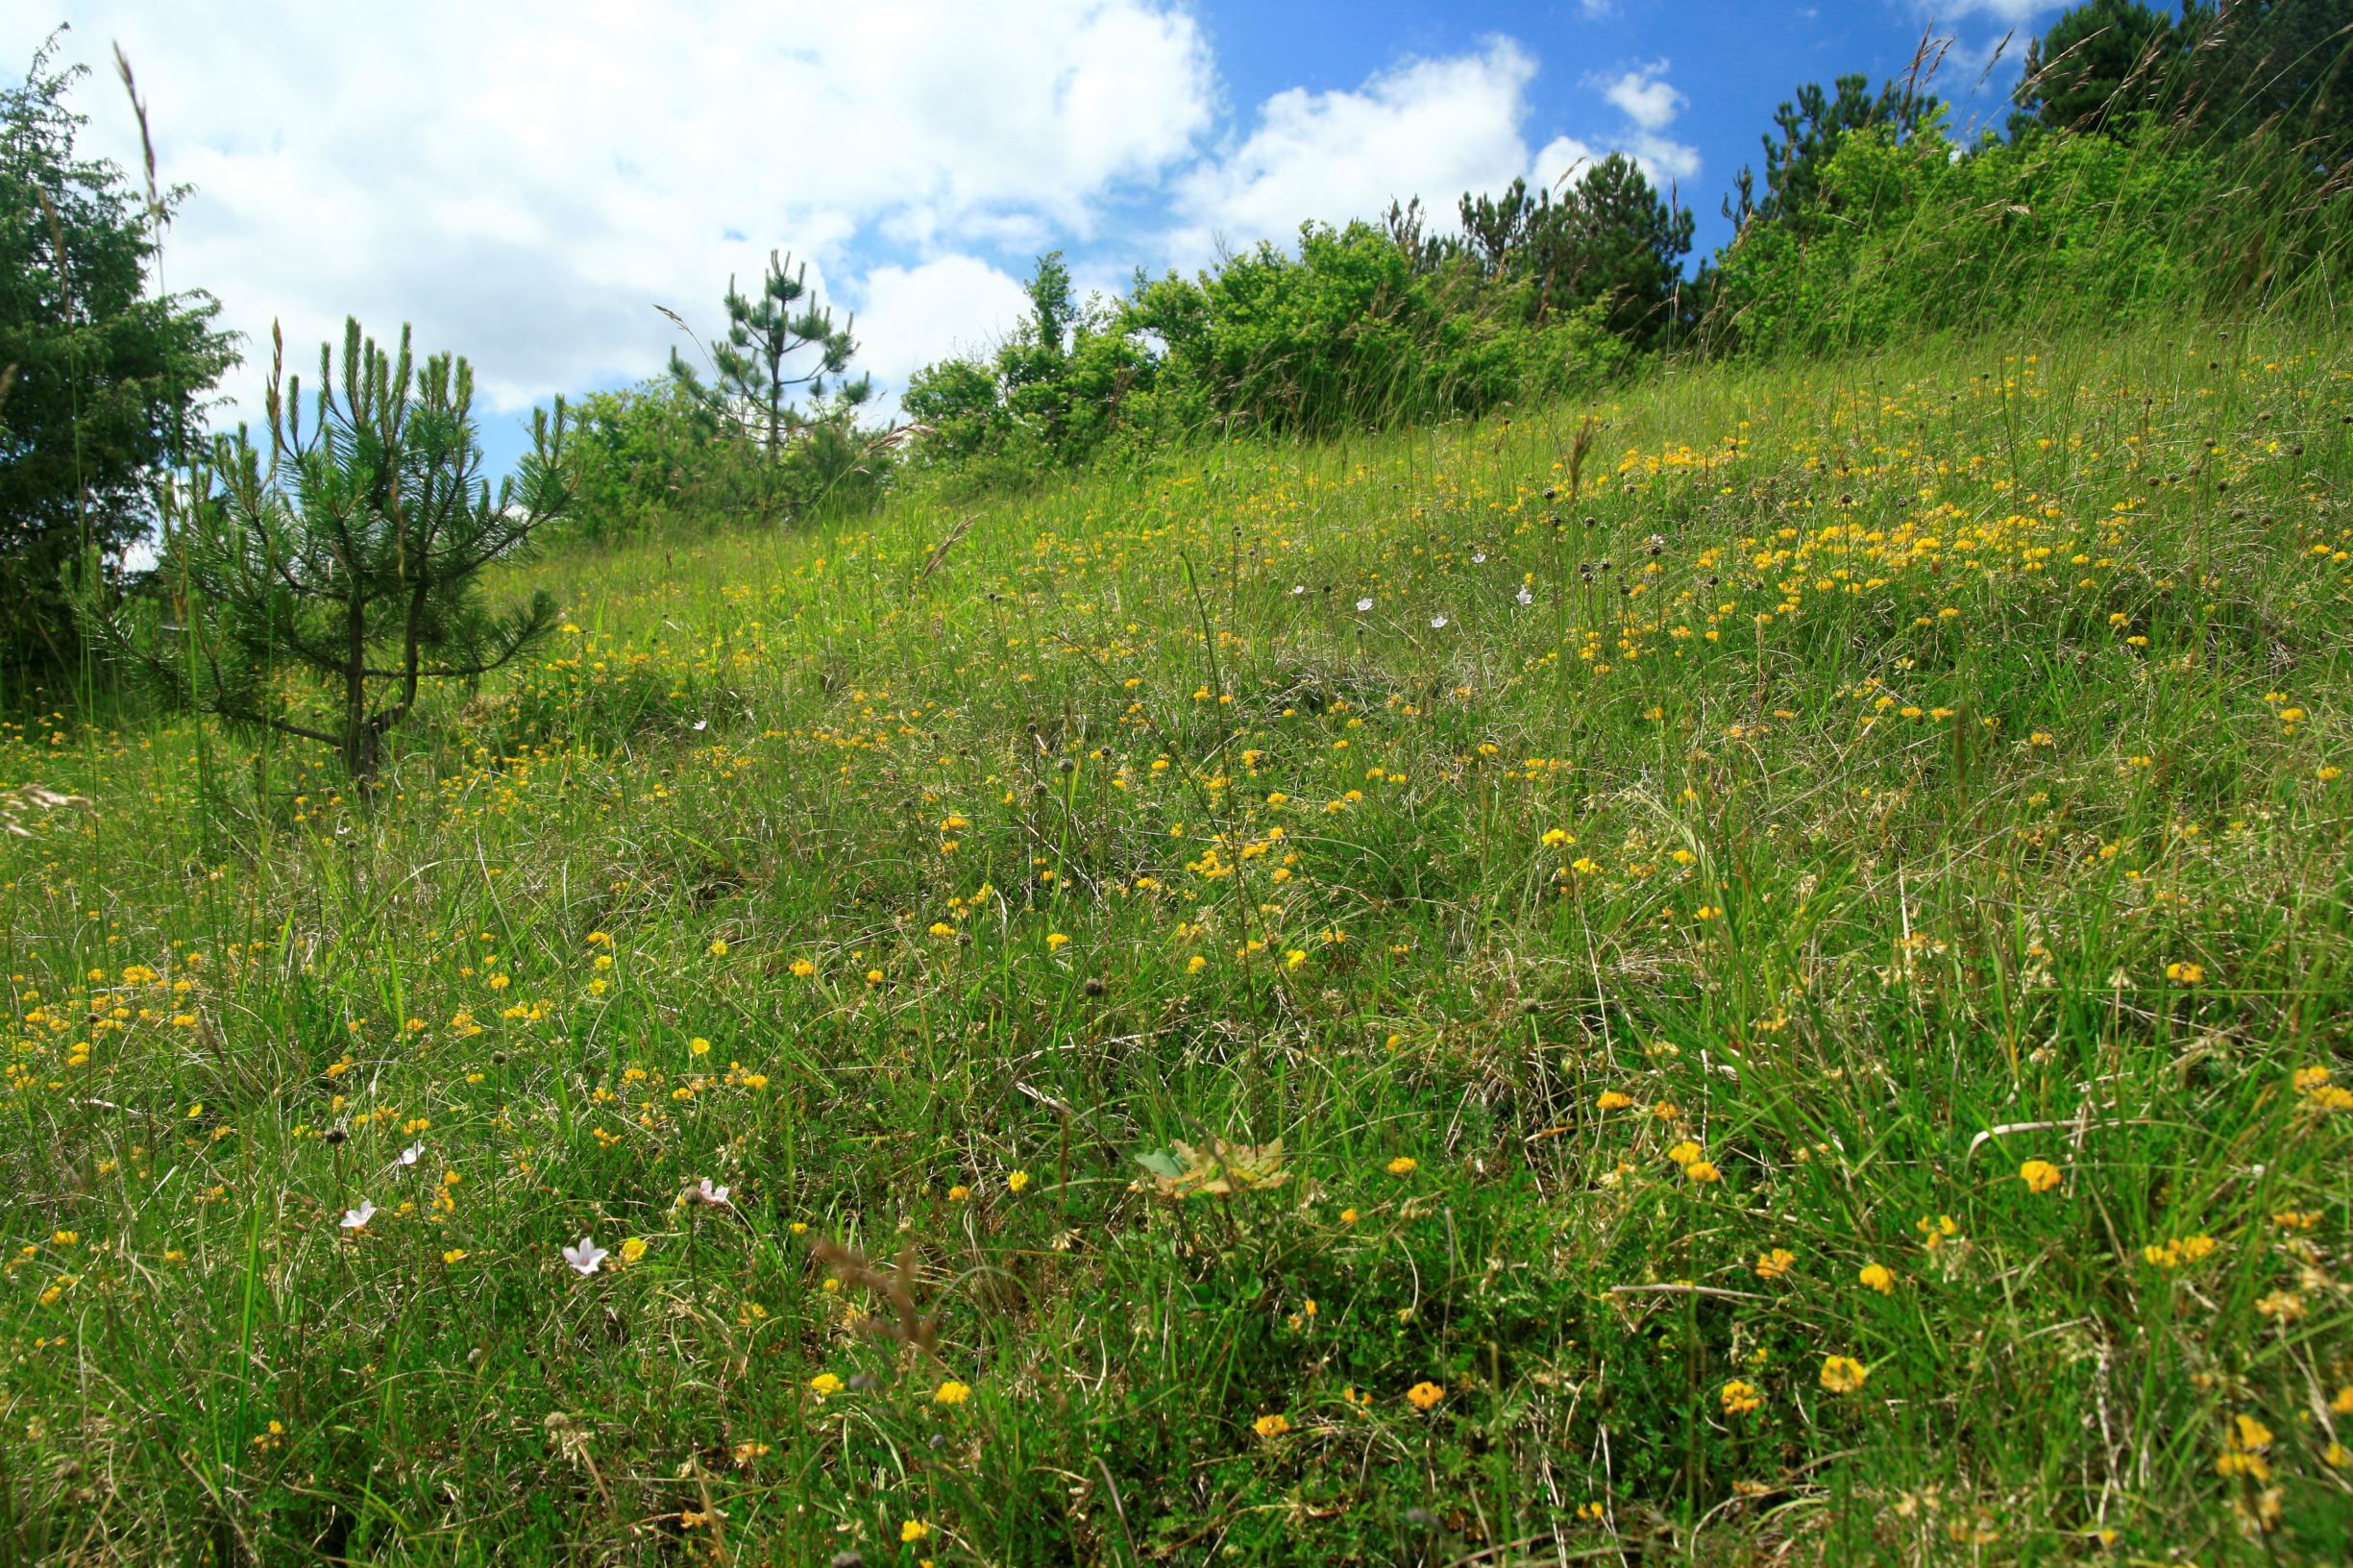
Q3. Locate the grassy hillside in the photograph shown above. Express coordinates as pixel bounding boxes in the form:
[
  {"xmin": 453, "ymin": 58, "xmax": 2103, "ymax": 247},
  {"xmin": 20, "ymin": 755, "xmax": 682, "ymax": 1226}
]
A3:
[{"xmin": 5, "ymin": 322, "xmax": 2352, "ymax": 1563}]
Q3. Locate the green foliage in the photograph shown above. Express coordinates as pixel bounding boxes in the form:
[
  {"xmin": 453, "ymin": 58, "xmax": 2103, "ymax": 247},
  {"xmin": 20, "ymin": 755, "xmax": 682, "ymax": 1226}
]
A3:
[
  {"xmin": 2015, "ymin": 0, "xmax": 2351, "ymax": 152},
  {"xmin": 1724, "ymin": 72, "xmax": 1941, "ymax": 233},
  {"xmin": 98, "ymin": 319, "xmax": 575, "ymax": 780},
  {"xmin": 1450, "ymin": 156, "xmax": 1695, "ymax": 345},
  {"xmin": 902, "ymin": 253, "xmax": 1160, "ymax": 481},
  {"xmin": 900, "ymin": 354, "xmax": 1017, "ymax": 466},
  {"xmin": 1141, "ymin": 222, "xmax": 1478, "ymax": 436},
  {"xmin": 904, "ymin": 223, "xmax": 1635, "ymax": 491},
  {"xmin": 2016, "ymin": 0, "xmax": 2182, "ymax": 135},
  {"xmin": 1140, "ymin": 220, "xmax": 1627, "ymax": 436},
  {"xmin": 560, "ymin": 379, "xmax": 770, "ymax": 546},
  {"xmin": 2176, "ymin": 0, "xmax": 2353, "ymax": 152},
  {"xmin": 0, "ymin": 33, "xmax": 235, "ymax": 673},
  {"xmin": 1708, "ymin": 112, "xmax": 2349, "ymax": 357},
  {"xmin": 1558, "ymin": 155, "xmax": 1695, "ymax": 345}
]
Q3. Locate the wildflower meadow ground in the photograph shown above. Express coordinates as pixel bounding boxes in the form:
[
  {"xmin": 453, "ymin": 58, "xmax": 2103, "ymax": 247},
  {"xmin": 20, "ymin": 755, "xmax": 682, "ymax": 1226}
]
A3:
[{"xmin": 4, "ymin": 324, "xmax": 2350, "ymax": 1563}]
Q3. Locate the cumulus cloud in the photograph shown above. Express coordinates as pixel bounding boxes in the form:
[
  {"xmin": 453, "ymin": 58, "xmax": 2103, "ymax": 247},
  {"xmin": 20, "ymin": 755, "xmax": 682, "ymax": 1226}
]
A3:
[
  {"xmin": 1164, "ymin": 41, "xmax": 1703, "ymax": 271},
  {"xmin": 1167, "ymin": 39, "xmax": 1543, "ymax": 264},
  {"xmin": 1588, "ymin": 62, "xmax": 1702, "ymax": 185},
  {"xmin": 1602, "ymin": 63, "xmax": 1686, "ymax": 133},
  {"xmin": 11, "ymin": 1, "xmax": 1213, "ymax": 426},
  {"xmin": 849, "ymin": 257, "xmax": 1035, "ymax": 394},
  {"xmin": 1528, "ymin": 135, "xmax": 1606, "ymax": 197}
]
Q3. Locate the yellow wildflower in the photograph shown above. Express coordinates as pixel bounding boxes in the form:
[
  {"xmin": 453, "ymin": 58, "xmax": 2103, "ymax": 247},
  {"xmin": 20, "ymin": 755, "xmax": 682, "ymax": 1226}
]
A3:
[{"xmin": 1820, "ymin": 1356, "xmax": 1870, "ymax": 1393}]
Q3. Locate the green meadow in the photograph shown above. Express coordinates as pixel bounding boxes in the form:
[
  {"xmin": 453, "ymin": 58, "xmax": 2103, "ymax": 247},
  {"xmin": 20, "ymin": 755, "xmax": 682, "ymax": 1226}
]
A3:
[{"xmin": 4, "ymin": 321, "xmax": 2350, "ymax": 1562}]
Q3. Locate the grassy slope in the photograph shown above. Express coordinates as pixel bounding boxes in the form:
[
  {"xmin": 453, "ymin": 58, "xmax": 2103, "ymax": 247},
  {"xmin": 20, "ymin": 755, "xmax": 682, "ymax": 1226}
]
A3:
[{"xmin": 4, "ymin": 322, "xmax": 2352, "ymax": 1565}]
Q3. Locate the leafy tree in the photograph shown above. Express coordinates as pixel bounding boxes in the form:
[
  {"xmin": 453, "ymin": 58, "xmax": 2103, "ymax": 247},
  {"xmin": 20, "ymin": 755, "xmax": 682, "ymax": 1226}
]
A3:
[
  {"xmin": 1134, "ymin": 220, "xmax": 1622, "ymax": 436},
  {"xmin": 667, "ymin": 250, "xmax": 870, "ymax": 468},
  {"xmin": 100, "ymin": 320, "xmax": 574, "ymax": 781},
  {"xmin": 1, "ymin": 32, "xmax": 235, "ymax": 671},
  {"xmin": 998, "ymin": 252, "xmax": 1077, "ymax": 449},
  {"xmin": 2016, "ymin": 0, "xmax": 2183, "ymax": 134},
  {"xmin": 900, "ymin": 355, "xmax": 1009, "ymax": 463}
]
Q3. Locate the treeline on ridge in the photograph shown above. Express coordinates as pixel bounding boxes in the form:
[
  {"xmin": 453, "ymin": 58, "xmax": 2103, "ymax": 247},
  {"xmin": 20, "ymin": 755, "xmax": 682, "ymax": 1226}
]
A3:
[{"xmin": 567, "ymin": 0, "xmax": 2352, "ymax": 527}]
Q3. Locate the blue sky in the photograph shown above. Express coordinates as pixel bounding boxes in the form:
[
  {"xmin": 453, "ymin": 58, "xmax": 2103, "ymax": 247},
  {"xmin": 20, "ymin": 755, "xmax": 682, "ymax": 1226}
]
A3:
[{"xmin": 22, "ymin": 1, "xmax": 2060, "ymax": 477}]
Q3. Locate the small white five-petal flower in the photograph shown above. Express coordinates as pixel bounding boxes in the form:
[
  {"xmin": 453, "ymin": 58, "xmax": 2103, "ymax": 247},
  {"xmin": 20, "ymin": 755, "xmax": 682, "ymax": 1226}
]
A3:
[
  {"xmin": 340, "ymin": 1200, "xmax": 377, "ymax": 1230},
  {"xmin": 690, "ymin": 1178, "xmax": 731, "ymax": 1207},
  {"xmin": 563, "ymin": 1237, "xmax": 609, "ymax": 1276}
]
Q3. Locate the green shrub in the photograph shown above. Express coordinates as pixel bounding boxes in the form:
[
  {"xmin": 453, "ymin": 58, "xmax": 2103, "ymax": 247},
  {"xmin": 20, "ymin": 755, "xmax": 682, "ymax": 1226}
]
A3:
[
  {"xmin": 902, "ymin": 224, "xmax": 1636, "ymax": 500},
  {"xmin": 1708, "ymin": 115, "xmax": 2346, "ymax": 357},
  {"xmin": 559, "ymin": 380, "xmax": 772, "ymax": 546}
]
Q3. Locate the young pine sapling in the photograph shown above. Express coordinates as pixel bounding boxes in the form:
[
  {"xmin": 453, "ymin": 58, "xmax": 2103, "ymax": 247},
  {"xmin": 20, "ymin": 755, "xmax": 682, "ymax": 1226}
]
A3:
[{"xmin": 103, "ymin": 317, "xmax": 573, "ymax": 782}]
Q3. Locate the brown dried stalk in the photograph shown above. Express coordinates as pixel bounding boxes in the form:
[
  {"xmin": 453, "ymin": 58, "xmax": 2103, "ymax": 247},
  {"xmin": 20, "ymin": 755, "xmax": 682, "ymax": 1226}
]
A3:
[
  {"xmin": 1565, "ymin": 415, "xmax": 1597, "ymax": 503},
  {"xmin": 810, "ymin": 1237, "xmax": 940, "ymax": 1358}
]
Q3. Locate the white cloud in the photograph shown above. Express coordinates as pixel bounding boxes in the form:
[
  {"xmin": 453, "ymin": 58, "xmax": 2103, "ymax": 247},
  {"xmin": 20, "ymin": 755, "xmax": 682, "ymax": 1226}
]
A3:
[
  {"xmin": 850, "ymin": 256, "xmax": 1034, "ymax": 398},
  {"xmin": 1590, "ymin": 62, "xmax": 1701, "ymax": 186},
  {"xmin": 1925, "ymin": 0, "xmax": 2059, "ymax": 21},
  {"xmin": 1626, "ymin": 131, "xmax": 1702, "ymax": 185},
  {"xmin": 1528, "ymin": 135, "xmax": 1605, "ymax": 197},
  {"xmin": 1602, "ymin": 63, "xmax": 1685, "ymax": 133},
  {"xmin": 10, "ymin": 2, "xmax": 1213, "ymax": 426},
  {"xmin": 1168, "ymin": 39, "xmax": 1542, "ymax": 264},
  {"xmin": 1160, "ymin": 38, "xmax": 1703, "ymax": 268}
]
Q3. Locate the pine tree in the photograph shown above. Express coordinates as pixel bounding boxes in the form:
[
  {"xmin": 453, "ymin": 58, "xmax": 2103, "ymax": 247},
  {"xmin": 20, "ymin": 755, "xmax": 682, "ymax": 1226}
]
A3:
[
  {"xmin": 1449, "ymin": 158, "xmax": 1692, "ymax": 342},
  {"xmin": 95, "ymin": 318, "xmax": 574, "ymax": 782},
  {"xmin": 1458, "ymin": 178, "xmax": 1544, "ymax": 280},
  {"xmin": 667, "ymin": 250, "xmax": 869, "ymax": 468},
  {"xmin": 2176, "ymin": 0, "xmax": 2351, "ymax": 152},
  {"xmin": 2015, "ymin": 0, "xmax": 2182, "ymax": 135},
  {"xmin": 1554, "ymin": 155, "xmax": 1695, "ymax": 347},
  {"xmin": 1727, "ymin": 74, "xmax": 1941, "ymax": 233}
]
